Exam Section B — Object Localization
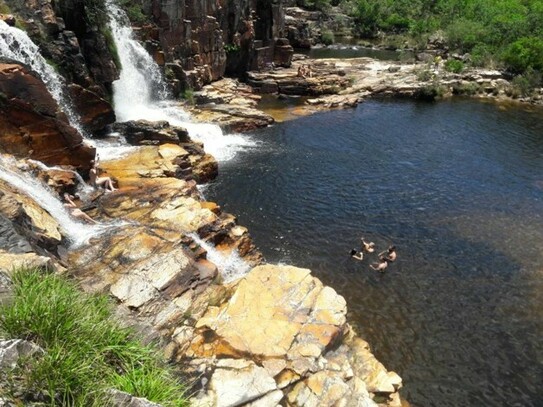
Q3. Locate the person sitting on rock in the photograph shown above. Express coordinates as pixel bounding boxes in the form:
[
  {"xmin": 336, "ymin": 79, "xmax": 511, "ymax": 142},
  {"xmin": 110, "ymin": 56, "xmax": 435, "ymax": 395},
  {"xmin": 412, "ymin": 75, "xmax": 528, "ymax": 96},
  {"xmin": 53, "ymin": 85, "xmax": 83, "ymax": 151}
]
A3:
[
  {"xmin": 361, "ymin": 237, "xmax": 375, "ymax": 253},
  {"xmin": 350, "ymin": 248, "xmax": 364, "ymax": 261},
  {"xmin": 306, "ymin": 64, "xmax": 313, "ymax": 78},
  {"xmin": 89, "ymin": 155, "xmax": 116, "ymax": 192},
  {"xmin": 63, "ymin": 194, "xmax": 97, "ymax": 224},
  {"xmin": 297, "ymin": 65, "xmax": 306, "ymax": 78},
  {"xmin": 370, "ymin": 256, "xmax": 388, "ymax": 272},
  {"xmin": 379, "ymin": 245, "xmax": 397, "ymax": 262}
]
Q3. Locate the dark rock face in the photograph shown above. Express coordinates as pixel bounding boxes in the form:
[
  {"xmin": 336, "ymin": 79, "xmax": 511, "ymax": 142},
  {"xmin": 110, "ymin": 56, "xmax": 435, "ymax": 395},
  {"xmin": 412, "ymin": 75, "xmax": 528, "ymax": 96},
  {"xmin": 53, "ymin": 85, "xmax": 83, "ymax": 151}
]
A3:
[
  {"xmin": 3, "ymin": 0, "xmax": 117, "ymax": 132},
  {"xmin": 68, "ymin": 84, "xmax": 116, "ymax": 132},
  {"xmin": 112, "ymin": 120, "xmax": 190, "ymax": 146},
  {"xmin": 0, "ymin": 63, "xmax": 95, "ymax": 169},
  {"xmin": 151, "ymin": 0, "xmax": 293, "ymax": 93}
]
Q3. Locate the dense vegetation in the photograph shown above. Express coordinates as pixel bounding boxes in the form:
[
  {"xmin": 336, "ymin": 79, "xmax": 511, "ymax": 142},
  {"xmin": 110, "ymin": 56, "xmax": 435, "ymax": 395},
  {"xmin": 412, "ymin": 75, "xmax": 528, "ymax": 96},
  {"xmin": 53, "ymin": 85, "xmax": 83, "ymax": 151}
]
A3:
[
  {"xmin": 0, "ymin": 268, "xmax": 188, "ymax": 406},
  {"xmin": 300, "ymin": 0, "xmax": 543, "ymax": 80}
]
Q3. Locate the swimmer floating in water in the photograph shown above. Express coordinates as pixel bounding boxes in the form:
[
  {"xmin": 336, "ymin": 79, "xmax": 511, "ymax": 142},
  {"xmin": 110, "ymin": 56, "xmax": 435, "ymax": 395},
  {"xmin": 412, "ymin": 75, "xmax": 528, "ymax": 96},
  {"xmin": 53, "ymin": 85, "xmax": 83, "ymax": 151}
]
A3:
[
  {"xmin": 379, "ymin": 245, "xmax": 397, "ymax": 262},
  {"xmin": 361, "ymin": 237, "xmax": 375, "ymax": 253},
  {"xmin": 370, "ymin": 256, "xmax": 388, "ymax": 273},
  {"xmin": 350, "ymin": 248, "xmax": 364, "ymax": 261}
]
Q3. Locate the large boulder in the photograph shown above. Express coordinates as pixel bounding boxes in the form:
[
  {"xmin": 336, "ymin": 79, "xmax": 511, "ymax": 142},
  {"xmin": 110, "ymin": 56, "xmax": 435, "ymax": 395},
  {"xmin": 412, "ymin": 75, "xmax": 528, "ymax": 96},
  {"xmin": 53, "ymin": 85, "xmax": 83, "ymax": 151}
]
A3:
[{"xmin": 0, "ymin": 62, "xmax": 95, "ymax": 169}]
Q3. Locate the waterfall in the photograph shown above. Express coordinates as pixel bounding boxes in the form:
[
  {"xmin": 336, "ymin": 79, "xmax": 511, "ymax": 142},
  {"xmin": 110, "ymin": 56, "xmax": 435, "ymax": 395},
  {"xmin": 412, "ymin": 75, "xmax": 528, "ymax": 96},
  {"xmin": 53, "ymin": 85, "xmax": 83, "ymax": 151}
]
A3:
[
  {"xmin": 0, "ymin": 21, "xmax": 87, "ymax": 137},
  {"xmin": 105, "ymin": 0, "xmax": 168, "ymax": 117},
  {"xmin": 0, "ymin": 156, "xmax": 110, "ymax": 247},
  {"xmin": 105, "ymin": 0, "xmax": 256, "ymax": 162},
  {"xmin": 189, "ymin": 233, "xmax": 251, "ymax": 283}
]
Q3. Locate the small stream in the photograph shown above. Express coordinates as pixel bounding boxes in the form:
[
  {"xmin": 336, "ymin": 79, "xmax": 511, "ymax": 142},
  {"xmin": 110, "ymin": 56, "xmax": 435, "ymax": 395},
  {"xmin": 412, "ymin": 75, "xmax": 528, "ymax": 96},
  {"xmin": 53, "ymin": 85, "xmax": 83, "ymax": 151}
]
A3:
[{"xmin": 205, "ymin": 98, "xmax": 543, "ymax": 406}]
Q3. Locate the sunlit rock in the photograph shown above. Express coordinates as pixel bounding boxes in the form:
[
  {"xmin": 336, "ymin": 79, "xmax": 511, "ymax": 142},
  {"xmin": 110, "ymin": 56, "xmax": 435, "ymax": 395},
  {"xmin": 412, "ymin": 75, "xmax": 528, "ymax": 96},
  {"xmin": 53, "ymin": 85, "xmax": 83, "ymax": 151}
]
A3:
[{"xmin": 208, "ymin": 359, "xmax": 278, "ymax": 407}]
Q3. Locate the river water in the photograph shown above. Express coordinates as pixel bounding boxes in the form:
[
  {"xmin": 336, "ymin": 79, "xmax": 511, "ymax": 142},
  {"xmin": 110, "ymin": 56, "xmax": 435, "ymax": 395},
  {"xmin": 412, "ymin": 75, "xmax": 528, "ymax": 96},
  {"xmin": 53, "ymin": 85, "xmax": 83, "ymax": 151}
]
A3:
[{"xmin": 205, "ymin": 98, "xmax": 543, "ymax": 406}]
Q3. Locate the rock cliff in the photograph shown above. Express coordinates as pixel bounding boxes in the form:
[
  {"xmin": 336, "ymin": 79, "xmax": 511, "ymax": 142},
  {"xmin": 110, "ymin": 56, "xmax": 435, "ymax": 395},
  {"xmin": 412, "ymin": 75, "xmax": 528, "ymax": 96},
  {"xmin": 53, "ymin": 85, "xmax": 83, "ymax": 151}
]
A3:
[{"xmin": 149, "ymin": 0, "xmax": 293, "ymax": 93}]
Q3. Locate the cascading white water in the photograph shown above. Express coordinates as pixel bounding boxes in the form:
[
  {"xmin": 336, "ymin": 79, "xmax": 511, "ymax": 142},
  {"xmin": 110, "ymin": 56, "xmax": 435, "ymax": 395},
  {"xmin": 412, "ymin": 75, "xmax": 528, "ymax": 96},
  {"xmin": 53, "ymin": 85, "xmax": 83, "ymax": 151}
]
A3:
[
  {"xmin": 105, "ymin": 0, "xmax": 256, "ymax": 162},
  {"xmin": 0, "ymin": 156, "xmax": 110, "ymax": 247},
  {"xmin": 0, "ymin": 20, "xmax": 87, "ymax": 137},
  {"xmin": 189, "ymin": 233, "xmax": 251, "ymax": 283},
  {"xmin": 105, "ymin": 0, "xmax": 168, "ymax": 116}
]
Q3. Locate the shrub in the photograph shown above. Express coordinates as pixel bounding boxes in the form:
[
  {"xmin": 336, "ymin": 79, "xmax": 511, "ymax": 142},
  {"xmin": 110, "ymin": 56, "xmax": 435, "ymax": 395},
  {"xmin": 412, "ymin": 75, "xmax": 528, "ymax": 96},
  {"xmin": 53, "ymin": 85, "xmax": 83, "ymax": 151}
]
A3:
[
  {"xmin": 502, "ymin": 37, "xmax": 543, "ymax": 74},
  {"xmin": 416, "ymin": 68, "xmax": 433, "ymax": 82},
  {"xmin": 182, "ymin": 88, "xmax": 195, "ymax": 105},
  {"xmin": 416, "ymin": 82, "xmax": 447, "ymax": 100},
  {"xmin": 508, "ymin": 69, "xmax": 542, "ymax": 97},
  {"xmin": 445, "ymin": 19, "xmax": 488, "ymax": 52},
  {"xmin": 451, "ymin": 82, "xmax": 482, "ymax": 95},
  {"xmin": 118, "ymin": 0, "xmax": 148, "ymax": 24},
  {"xmin": 470, "ymin": 44, "xmax": 497, "ymax": 68},
  {"xmin": 381, "ymin": 14, "xmax": 411, "ymax": 33},
  {"xmin": 444, "ymin": 59, "xmax": 464, "ymax": 73},
  {"xmin": 321, "ymin": 30, "xmax": 335, "ymax": 45}
]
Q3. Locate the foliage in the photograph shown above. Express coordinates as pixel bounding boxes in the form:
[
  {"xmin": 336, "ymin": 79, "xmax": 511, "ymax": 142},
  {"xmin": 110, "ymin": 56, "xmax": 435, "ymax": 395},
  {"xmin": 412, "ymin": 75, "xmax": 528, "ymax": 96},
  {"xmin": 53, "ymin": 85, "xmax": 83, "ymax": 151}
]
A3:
[
  {"xmin": 508, "ymin": 68, "xmax": 542, "ymax": 97},
  {"xmin": 445, "ymin": 18, "xmax": 487, "ymax": 52},
  {"xmin": 182, "ymin": 88, "xmax": 195, "ymax": 105},
  {"xmin": 346, "ymin": 0, "xmax": 543, "ymax": 79},
  {"xmin": 117, "ymin": 0, "xmax": 148, "ymax": 24},
  {"xmin": 224, "ymin": 43, "xmax": 240, "ymax": 53},
  {"xmin": 82, "ymin": 0, "xmax": 109, "ymax": 28},
  {"xmin": 502, "ymin": 37, "xmax": 543, "ymax": 73},
  {"xmin": 444, "ymin": 59, "xmax": 464, "ymax": 73},
  {"xmin": 416, "ymin": 68, "xmax": 433, "ymax": 81},
  {"xmin": 417, "ymin": 82, "xmax": 447, "ymax": 100},
  {"xmin": 0, "ymin": 268, "xmax": 188, "ymax": 406},
  {"xmin": 297, "ymin": 0, "xmax": 332, "ymax": 11},
  {"xmin": 321, "ymin": 29, "xmax": 335, "ymax": 45},
  {"xmin": 451, "ymin": 82, "xmax": 482, "ymax": 95}
]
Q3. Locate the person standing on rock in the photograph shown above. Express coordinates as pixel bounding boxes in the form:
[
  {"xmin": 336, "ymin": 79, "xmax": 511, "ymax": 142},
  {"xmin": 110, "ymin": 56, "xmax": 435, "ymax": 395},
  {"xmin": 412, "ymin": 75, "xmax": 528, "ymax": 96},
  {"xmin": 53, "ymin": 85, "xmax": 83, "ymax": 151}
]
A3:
[{"xmin": 89, "ymin": 154, "xmax": 117, "ymax": 192}]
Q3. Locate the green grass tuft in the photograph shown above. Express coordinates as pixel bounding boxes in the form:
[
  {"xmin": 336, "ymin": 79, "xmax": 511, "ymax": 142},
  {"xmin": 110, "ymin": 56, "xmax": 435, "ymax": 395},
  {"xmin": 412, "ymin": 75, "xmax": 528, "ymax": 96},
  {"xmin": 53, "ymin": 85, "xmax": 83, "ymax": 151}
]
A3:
[{"xmin": 0, "ymin": 268, "xmax": 188, "ymax": 406}]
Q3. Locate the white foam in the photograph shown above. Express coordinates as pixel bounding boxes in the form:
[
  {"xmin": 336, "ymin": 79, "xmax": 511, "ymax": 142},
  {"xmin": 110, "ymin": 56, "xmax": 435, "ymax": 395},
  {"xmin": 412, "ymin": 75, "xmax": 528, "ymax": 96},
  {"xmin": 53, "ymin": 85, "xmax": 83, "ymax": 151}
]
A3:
[
  {"xmin": 189, "ymin": 233, "xmax": 251, "ymax": 283},
  {"xmin": 0, "ymin": 156, "xmax": 113, "ymax": 247}
]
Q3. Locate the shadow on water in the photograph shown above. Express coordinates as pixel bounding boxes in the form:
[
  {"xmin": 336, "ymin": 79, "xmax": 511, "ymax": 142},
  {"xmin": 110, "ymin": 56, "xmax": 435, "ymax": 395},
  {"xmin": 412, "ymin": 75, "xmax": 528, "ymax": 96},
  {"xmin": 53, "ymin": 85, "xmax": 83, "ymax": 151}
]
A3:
[{"xmin": 205, "ymin": 98, "xmax": 543, "ymax": 406}]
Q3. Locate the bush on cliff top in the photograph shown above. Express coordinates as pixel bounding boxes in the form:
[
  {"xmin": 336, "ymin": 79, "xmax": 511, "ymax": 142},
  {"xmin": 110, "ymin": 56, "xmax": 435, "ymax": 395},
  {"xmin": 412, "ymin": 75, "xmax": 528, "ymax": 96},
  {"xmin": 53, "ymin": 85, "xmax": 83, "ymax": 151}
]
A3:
[{"xmin": 0, "ymin": 268, "xmax": 188, "ymax": 406}]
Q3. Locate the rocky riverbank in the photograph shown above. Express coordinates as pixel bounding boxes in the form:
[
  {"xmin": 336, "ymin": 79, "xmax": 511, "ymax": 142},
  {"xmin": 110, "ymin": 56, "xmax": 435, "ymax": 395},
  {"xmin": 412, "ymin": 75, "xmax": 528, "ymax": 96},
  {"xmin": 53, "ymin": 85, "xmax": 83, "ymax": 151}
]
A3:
[
  {"xmin": 188, "ymin": 55, "xmax": 543, "ymax": 130},
  {"xmin": 0, "ymin": 54, "xmax": 404, "ymax": 405}
]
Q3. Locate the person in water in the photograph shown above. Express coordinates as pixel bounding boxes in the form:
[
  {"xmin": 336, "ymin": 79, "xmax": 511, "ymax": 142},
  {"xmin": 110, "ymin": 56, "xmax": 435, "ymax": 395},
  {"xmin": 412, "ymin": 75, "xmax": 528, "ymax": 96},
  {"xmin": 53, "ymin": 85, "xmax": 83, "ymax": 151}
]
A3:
[
  {"xmin": 63, "ymin": 194, "xmax": 97, "ymax": 224},
  {"xmin": 89, "ymin": 155, "xmax": 116, "ymax": 192},
  {"xmin": 379, "ymin": 245, "xmax": 397, "ymax": 262},
  {"xmin": 350, "ymin": 248, "xmax": 364, "ymax": 261},
  {"xmin": 361, "ymin": 237, "xmax": 375, "ymax": 253},
  {"xmin": 370, "ymin": 256, "xmax": 388, "ymax": 272}
]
